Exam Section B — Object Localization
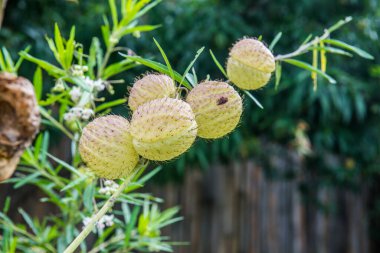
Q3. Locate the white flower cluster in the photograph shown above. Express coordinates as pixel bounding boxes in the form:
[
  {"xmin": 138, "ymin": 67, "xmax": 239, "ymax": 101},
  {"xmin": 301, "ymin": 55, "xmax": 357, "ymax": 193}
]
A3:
[
  {"xmin": 83, "ymin": 77, "xmax": 106, "ymax": 92},
  {"xmin": 99, "ymin": 180, "xmax": 119, "ymax": 195},
  {"xmin": 64, "ymin": 107, "xmax": 94, "ymax": 121},
  {"xmin": 82, "ymin": 214, "xmax": 115, "ymax": 232},
  {"xmin": 69, "ymin": 87, "xmax": 82, "ymax": 102},
  {"xmin": 63, "ymin": 73, "xmax": 107, "ymax": 123},
  {"xmin": 71, "ymin": 65, "xmax": 89, "ymax": 77}
]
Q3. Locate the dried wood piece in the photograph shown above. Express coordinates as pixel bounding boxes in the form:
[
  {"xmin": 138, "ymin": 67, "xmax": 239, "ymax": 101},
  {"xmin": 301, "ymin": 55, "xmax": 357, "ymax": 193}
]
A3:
[{"xmin": 0, "ymin": 72, "xmax": 40, "ymax": 181}]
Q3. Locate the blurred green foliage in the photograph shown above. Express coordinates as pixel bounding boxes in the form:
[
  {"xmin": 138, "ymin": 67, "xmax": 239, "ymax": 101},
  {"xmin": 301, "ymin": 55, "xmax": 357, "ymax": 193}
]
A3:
[
  {"xmin": 2, "ymin": 0, "xmax": 379, "ymax": 180},
  {"xmin": 2, "ymin": 0, "xmax": 380, "ymax": 220}
]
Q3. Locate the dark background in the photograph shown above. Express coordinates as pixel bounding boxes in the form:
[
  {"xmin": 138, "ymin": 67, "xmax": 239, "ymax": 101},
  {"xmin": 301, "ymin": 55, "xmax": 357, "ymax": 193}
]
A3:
[{"xmin": 1, "ymin": 0, "xmax": 380, "ymax": 252}]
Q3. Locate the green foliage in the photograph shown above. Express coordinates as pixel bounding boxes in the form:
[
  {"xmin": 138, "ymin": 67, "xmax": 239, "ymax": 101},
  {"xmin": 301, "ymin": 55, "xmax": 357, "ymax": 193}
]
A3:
[{"xmin": 0, "ymin": 1, "xmax": 183, "ymax": 252}]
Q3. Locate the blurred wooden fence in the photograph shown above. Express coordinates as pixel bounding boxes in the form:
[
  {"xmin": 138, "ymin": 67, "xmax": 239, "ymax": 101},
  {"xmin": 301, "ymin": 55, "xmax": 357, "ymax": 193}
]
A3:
[
  {"xmin": 148, "ymin": 159, "xmax": 369, "ymax": 253},
  {"xmin": 0, "ymin": 145, "xmax": 370, "ymax": 253}
]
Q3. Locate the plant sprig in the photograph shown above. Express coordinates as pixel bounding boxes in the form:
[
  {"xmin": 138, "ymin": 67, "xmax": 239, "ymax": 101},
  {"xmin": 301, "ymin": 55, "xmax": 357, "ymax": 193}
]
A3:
[{"xmin": 274, "ymin": 16, "xmax": 374, "ymax": 89}]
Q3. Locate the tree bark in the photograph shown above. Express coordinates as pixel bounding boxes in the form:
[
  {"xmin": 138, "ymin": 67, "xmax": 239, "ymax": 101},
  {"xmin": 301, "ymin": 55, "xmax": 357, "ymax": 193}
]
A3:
[{"xmin": 0, "ymin": 0, "xmax": 8, "ymax": 28}]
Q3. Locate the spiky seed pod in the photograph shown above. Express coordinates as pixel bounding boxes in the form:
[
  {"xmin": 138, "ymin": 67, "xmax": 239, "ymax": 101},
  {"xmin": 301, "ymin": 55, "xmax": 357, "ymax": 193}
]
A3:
[
  {"xmin": 227, "ymin": 38, "xmax": 275, "ymax": 90},
  {"xmin": 186, "ymin": 81, "xmax": 242, "ymax": 139},
  {"xmin": 79, "ymin": 115, "xmax": 139, "ymax": 179},
  {"xmin": 0, "ymin": 72, "xmax": 40, "ymax": 181},
  {"xmin": 128, "ymin": 74, "xmax": 176, "ymax": 111},
  {"xmin": 130, "ymin": 98, "xmax": 197, "ymax": 161}
]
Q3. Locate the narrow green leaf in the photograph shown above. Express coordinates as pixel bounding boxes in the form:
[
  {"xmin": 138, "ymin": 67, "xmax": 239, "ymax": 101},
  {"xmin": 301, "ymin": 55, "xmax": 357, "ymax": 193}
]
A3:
[
  {"xmin": 103, "ymin": 59, "xmax": 136, "ymax": 79},
  {"xmin": 301, "ymin": 34, "xmax": 313, "ymax": 45},
  {"xmin": 40, "ymin": 132, "xmax": 50, "ymax": 166},
  {"xmin": 192, "ymin": 67, "xmax": 198, "ymax": 84},
  {"xmin": 54, "ymin": 23, "xmax": 65, "ymax": 59},
  {"xmin": 119, "ymin": 25, "xmax": 161, "ymax": 38},
  {"xmin": 124, "ymin": 55, "xmax": 192, "ymax": 89},
  {"xmin": 137, "ymin": 166, "xmax": 162, "ymax": 185},
  {"xmin": 157, "ymin": 217, "xmax": 183, "ymax": 229},
  {"xmin": 108, "ymin": 0, "xmax": 119, "ymax": 29},
  {"xmin": 180, "ymin": 47, "xmax": 204, "ymax": 86},
  {"xmin": 134, "ymin": 0, "xmax": 162, "ymax": 20},
  {"xmin": 83, "ymin": 182, "xmax": 95, "ymax": 212},
  {"xmin": 275, "ymin": 61, "xmax": 282, "ymax": 90},
  {"xmin": 14, "ymin": 46, "xmax": 31, "ymax": 72},
  {"xmin": 283, "ymin": 59, "xmax": 337, "ymax": 84},
  {"xmin": 18, "ymin": 209, "xmax": 38, "ymax": 235},
  {"xmin": 124, "ymin": 205, "xmax": 141, "ymax": 245},
  {"xmin": 14, "ymin": 172, "xmax": 42, "ymax": 189},
  {"xmin": 153, "ymin": 38, "xmax": 174, "ymax": 81},
  {"xmin": 209, "ymin": 50, "xmax": 227, "ymax": 78},
  {"xmin": 65, "ymin": 26, "xmax": 76, "ymax": 69},
  {"xmin": 0, "ymin": 49, "xmax": 6, "ymax": 71},
  {"xmin": 327, "ymin": 16, "xmax": 352, "ymax": 34},
  {"xmin": 269, "ymin": 32, "xmax": 282, "ymax": 50},
  {"xmin": 101, "ymin": 25, "xmax": 111, "ymax": 48},
  {"xmin": 95, "ymin": 98, "xmax": 127, "ymax": 112},
  {"xmin": 95, "ymin": 39, "xmax": 104, "ymax": 74},
  {"xmin": 2, "ymin": 47, "xmax": 15, "ymax": 73},
  {"xmin": 20, "ymin": 52, "xmax": 66, "ymax": 77},
  {"xmin": 46, "ymin": 37, "xmax": 60, "ymax": 63},
  {"xmin": 45, "ymin": 152, "xmax": 81, "ymax": 176},
  {"xmin": 3, "ymin": 197, "xmax": 11, "ymax": 213},
  {"xmin": 34, "ymin": 134, "xmax": 43, "ymax": 160},
  {"xmin": 310, "ymin": 46, "xmax": 353, "ymax": 57},
  {"xmin": 88, "ymin": 38, "xmax": 97, "ymax": 79},
  {"xmin": 324, "ymin": 39, "xmax": 374, "ymax": 60},
  {"xmin": 33, "ymin": 67, "xmax": 43, "ymax": 100},
  {"xmin": 243, "ymin": 90, "xmax": 264, "ymax": 109}
]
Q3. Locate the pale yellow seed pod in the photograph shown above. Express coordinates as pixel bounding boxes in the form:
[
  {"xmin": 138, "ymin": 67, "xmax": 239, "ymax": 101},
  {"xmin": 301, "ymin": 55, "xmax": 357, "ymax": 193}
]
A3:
[
  {"xmin": 128, "ymin": 74, "xmax": 176, "ymax": 111},
  {"xmin": 186, "ymin": 81, "xmax": 242, "ymax": 139},
  {"xmin": 130, "ymin": 98, "xmax": 197, "ymax": 161},
  {"xmin": 79, "ymin": 115, "xmax": 139, "ymax": 179},
  {"xmin": 227, "ymin": 38, "xmax": 275, "ymax": 90}
]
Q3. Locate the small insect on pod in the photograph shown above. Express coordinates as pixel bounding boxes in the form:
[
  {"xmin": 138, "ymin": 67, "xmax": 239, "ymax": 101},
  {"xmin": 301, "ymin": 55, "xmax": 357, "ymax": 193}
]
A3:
[{"xmin": 186, "ymin": 81, "xmax": 243, "ymax": 139}]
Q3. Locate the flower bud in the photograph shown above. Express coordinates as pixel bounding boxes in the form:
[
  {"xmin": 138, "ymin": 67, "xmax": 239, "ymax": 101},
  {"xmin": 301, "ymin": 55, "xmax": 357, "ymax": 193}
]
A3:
[
  {"xmin": 79, "ymin": 115, "xmax": 139, "ymax": 179},
  {"xmin": 128, "ymin": 74, "xmax": 176, "ymax": 111},
  {"xmin": 130, "ymin": 98, "xmax": 197, "ymax": 161},
  {"xmin": 227, "ymin": 38, "xmax": 275, "ymax": 90},
  {"xmin": 186, "ymin": 81, "xmax": 242, "ymax": 139}
]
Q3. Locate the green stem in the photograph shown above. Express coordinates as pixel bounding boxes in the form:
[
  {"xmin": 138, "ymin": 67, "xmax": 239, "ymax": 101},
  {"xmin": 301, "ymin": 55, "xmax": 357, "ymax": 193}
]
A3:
[
  {"xmin": 97, "ymin": 40, "xmax": 117, "ymax": 79},
  {"xmin": 63, "ymin": 177, "xmax": 131, "ymax": 253},
  {"xmin": 39, "ymin": 107, "xmax": 74, "ymax": 140}
]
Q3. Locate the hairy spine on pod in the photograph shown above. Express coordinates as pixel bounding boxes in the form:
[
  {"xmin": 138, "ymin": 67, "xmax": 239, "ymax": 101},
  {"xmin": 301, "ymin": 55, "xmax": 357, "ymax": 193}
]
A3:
[
  {"xmin": 128, "ymin": 74, "xmax": 176, "ymax": 111},
  {"xmin": 227, "ymin": 38, "xmax": 275, "ymax": 90},
  {"xmin": 186, "ymin": 81, "xmax": 243, "ymax": 139},
  {"xmin": 79, "ymin": 115, "xmax": 139, "ymax": 179},
  {"xmin": 130, "ymin": 98, "xmax": 197, "ymax": 161}
]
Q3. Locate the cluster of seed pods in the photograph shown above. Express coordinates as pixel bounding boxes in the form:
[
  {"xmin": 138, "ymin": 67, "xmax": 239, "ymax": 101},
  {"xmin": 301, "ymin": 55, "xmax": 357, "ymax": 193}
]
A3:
[{"xmin": 79, "ymin": 38, "xmax": 275, "ymax": 179}]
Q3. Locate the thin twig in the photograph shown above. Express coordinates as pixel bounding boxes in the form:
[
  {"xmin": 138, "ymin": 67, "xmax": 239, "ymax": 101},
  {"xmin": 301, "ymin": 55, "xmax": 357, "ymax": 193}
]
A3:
[
  {"xmin": 62, "ymin": 162, "xmax": 145, "ymax": 253},
  {"xmin": 63, "ymin": 179, "xmax": 130, "ymax": 253},
  {"xmin": 275, "ymin": 17, "xmax": 352, "ymax": 61}
]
